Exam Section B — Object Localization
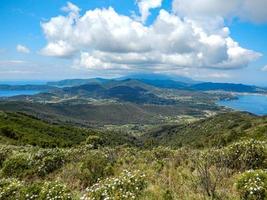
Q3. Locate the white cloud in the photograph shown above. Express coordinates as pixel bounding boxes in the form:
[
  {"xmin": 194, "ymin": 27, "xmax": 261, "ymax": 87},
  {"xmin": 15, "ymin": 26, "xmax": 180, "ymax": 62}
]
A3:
[
  {"xmin": 61, "ymin": 1, "xmax": 80, "ymax": 14},
  {"xmin": 16, "ymin": 44, "xmax": 30, "ymax": 54},
  {"xmin": 261, "ymin": 65, "xmax": 267, "ymax": 71},
  {"xmin": 136, "ymin": 0, "xmax": 163, "ymax": 23},
  {"xmin": 40, "ymin": 40, "xmax": 76, "ymax": 57},
  {"xmin": 172, "ymin": 0, "xmax": 267, "ymax": 23},
  {"xmin": 40, "ymin": 2, "xmax": 261, "ymax": 73}
]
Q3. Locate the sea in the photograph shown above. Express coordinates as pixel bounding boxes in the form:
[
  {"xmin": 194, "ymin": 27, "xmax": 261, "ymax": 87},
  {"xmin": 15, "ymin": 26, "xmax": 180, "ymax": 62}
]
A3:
[{"xmin": 218, "ymin": 94, "xmax": 267, "ymax": 116}]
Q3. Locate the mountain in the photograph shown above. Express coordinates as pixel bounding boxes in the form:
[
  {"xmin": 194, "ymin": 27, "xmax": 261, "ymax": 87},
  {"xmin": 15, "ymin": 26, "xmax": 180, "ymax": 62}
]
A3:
[
  {"xmin": 46, "ymin": 76, "xmax": 267, "ymax": 94},
  {"xmin": 138, "ymin": 79, "xmax": 191, "ymax": 90},
  {"xmin": 61, "ymin": 80, "xmax": 174, "ymax": 105},
  {"xmin": 119, "ymin": 73, "xmax": 198, "ymax": 84},
  {"xmin": 47, "ymin": 78, "xmax": 109, "ymax": 87}
]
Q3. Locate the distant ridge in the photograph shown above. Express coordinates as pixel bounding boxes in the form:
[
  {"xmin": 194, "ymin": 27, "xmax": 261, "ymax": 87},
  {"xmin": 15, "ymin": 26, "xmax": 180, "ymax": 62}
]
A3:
[
  {"xmin": 118, "ymin": 73, "xmax": 198, "ymax": 84},
  {"xmin": 47, "ymin": 78, "xmax": 109, "ymax": 87},
  {"xmin": 9, "ymin": 73, "xmax": 265, "ymax": 94},
  {"xmin": 191, "ymin": 82, "xmax": 266, "ymax": 93}
]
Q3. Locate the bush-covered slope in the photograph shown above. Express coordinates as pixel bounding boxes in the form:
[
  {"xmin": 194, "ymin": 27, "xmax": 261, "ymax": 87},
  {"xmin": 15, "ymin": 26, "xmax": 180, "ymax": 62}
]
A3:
[
  {"xmin": 143, "ymin": 112, "xmax": 267, "ymax": 148},
  {"xmin": 0, "ymin": 111, "xmax": 138, "ymax": 147}
]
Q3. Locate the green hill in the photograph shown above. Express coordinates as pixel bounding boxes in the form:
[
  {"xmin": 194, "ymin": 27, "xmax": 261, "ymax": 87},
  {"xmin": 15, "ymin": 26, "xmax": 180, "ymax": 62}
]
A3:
[
  {"xmin": 0, "ymin": 111, "xmax": 138, "ymax": 147},
  {"xmin": 143, "ymin": 112, "xmax": 267, "ymax": 148}
]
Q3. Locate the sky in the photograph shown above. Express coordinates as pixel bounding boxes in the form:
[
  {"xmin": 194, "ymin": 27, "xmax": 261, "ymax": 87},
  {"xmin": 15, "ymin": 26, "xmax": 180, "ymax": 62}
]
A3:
[{"xmin": 0, "ymin": 0, "xmax": 267, "ymax": 86}]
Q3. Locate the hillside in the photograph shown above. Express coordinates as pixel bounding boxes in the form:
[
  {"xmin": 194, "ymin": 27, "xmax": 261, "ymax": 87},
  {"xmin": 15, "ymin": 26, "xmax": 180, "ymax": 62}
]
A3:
[
  {"xmin": 0, "ymin": 101, "xmax": 218, "ymax": 126},
  {"xmin": 0, "ymin": 111, "xmax": 137, "ymax": 147},
  {"xmin": 143, "ymin": 112, "xmax": 267, "ymax": 148},
  {"xmin": 0, "ymin": 110, "xmax": 266, "ymax": 200},
  {"xmin": 61, "ymin": 81, "xmax": 174, "ymax": 105}
]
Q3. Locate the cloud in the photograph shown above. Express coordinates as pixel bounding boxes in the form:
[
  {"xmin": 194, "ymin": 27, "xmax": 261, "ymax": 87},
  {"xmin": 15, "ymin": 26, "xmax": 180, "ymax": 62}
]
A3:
[
  {"xmin": 195, "ymin": 72, "xmax": 231, "ymax": 79},
  {"xmin": 16, "ymin": 44, "xmax": 30, "ymax": 54},
  {"xmin": 61, "ymin": 1, "xmax": 80, "ymax": 14},
  {"xmin": 261, "ymin": 65, "xmax": 267, "ymax": 71},
  {"xmin": 136, "ymin": 0, "xmax": 163, "ymax": 23},
  {"xmin": 0, "ymin": 60, "xmax": 26, "ymax": 67},
  {"xmin": 172, "ymin": 0, "xmax": 267, "ymax": 24},
  {"xmin": 40, "ymin": 2, "xmax": 261, "ymax": 73}
]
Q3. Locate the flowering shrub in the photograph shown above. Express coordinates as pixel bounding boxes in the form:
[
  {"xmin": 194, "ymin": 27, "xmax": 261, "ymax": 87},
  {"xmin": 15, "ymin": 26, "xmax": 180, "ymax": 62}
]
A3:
[
  {"xmin": 1, "ymin": 153, "xmax": 31, "ymax": 177},
  {"xmin": 20, "ymin": 182, "xmax": 42, "ymax": 200},
  {"xmin": 32, "ymin": 149, "xmax": 66, "ymax": 177},
  {"xmin": 236, "ymin": 170, "xmax": 267, "ymax": 200},
  {"xmin": 0, "ymin": 179, "xmax": 73, "ymax": 200},
  {"xmin": 0, "ymin": 178, "xmax": 23, "ymax": 199},
  {"xmin": 215, "ymin": 140, "xmax": 266, "ymax": 171},
  {"xmin": 39, "ymin": 181, "xmax": 73, "ymax": 200},
  {"xmin": 81, "ymin": 170, "xmax": 147, "ymax": 200}
]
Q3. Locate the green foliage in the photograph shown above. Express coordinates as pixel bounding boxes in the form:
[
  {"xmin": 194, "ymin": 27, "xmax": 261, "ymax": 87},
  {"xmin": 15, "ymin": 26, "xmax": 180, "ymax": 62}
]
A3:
[
  {"xmin": 221, "ymin": 140, "xmax": 266, "ymax": 171},
  {"xmin": 1, "ymin": 153, "xmax": 31, "ymax": 178},
  {"xmin": 0, "ymin": 111, "xmax": 139, "ymax": 148},
  {"xmin": 0, "ymin": 178, "xmax": 23, "ymax": 199},
  {"xmin": 82, "ymin": 170, "xmax": 147, "ymax": 200},
  {"xmin": 0, "ymin": 147, "xmax": 10, "ymax": 167},
  {"xmin": 0, "ymin": 126, "xmax": 18, "ymax": 139},
  {"xmin": 0, "ymin": 148, "xmax": 68, "ymax": 178},
  {"xmin": 20, "ymin": 182, "xmax": 43, "ymax": 200},
  {"xmin": 0, "ymin": 112, "xmax": 94, "ymax": 147},
  {"xmin": 33, "ymin": 148, "xmax": 66, "ymax": 177},
  {"xmin": 143, "ymin": 112, "xmax": 267, "ymax": 148},
  {"xmin": 236, "ymin": 170, "xmax": 267, "ymax": 200},
  {"xmin": 39, "ymin": 181, "xmax": 73, "ymax": 200},
  {"xmin": 86, "ymin": 135, "xmax": 104, "ymax": 148},
  {"xmin": 80, "ymin": 151, "xmax": 114, "ymax": 186},
  {"xmin": 0, "ymin": 179, "xmax": 73, "ymax": 200}
]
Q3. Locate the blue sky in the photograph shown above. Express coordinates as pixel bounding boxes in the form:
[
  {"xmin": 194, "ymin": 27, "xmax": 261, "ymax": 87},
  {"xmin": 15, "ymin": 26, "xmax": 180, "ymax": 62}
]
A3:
[{"xmin": 0, "ymin": 0, "xmax": 267, "ymax": 86}]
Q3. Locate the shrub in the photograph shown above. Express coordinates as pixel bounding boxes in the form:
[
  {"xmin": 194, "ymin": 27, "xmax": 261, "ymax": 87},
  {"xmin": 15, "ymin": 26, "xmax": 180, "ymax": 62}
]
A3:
[
  {"xmin": 0, "ymin": 178, "xmax": 23, "ymax": 199},
  {"xmin": 1, "ymin": 153, "xmax": 31, "ymax": 178},
  {"xmin": 80, "ymin": 151, "xmax": 114, "ymax": 186},
  {"xmin": 39, "ymin": 181, "xmax": 73, "ymax": 200},
  {"xmin": 86, "ymin": 135, "xmax": 104, "ymax": 148},
  {"xmin": 0, "ymin": 179, "xmax": 73, "ymax": 200},
  {"xmin": 192, "ymin": 151, "xmax": 226, "ymax": 199},
  {"xmin": 20, "ymin": 182, "xmax": 42, "ymax": 200},
  {"xmin": 0, "ymin": 147, "xmax": 10, "ymax": 167},
  {"xmin": 152, "ymin": 147, "xmax": 174, "ymax": 161},
  {"xmin": 0, "ymin": 126, "xmax": 18, "ymax": 139},
  {"xmin": 35, "ymin": 149, "xmax": 66, "ymax": 177},
  {"xmin": 236, "ymin": 170, "xmax": 267, "ymax": 200},
  {"xmin": 215, "ymin": 140, "xmax": 266, "ymax": 171},
  {"xmin": 81, "ymin": 170, "xmax": 147, "ymax": 200},
  {"xmin": 30, "ymin": 148, "xmax": 66, "ymax": 177}
]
